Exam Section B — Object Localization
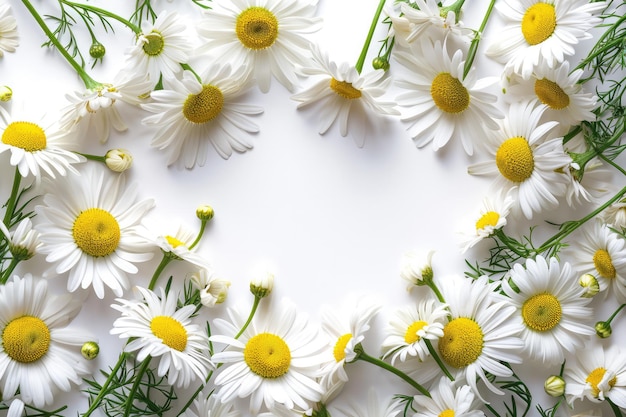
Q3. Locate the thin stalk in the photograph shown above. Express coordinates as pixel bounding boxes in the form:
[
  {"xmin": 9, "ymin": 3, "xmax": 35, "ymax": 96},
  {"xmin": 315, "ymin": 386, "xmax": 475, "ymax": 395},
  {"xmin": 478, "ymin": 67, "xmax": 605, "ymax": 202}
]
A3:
[
  {"xmin": 2, "ymin": 167, "xmax": 21, "ymax": 228},
  {"xmin": 82, "ymin": 353, "xmax": 128, "ymax": 417},
  {"xmin": 605, "ymin": 303, "xmax": 626, "ymax": 326},
  {"xmin": 355, "ymin": 0, "xmax": 388, "ymax": 73},
  {"xmin": 463, "ymin": 0, "xmax": 496, "ymax": 78},
  {"xmin": 123, "ymin": 356, "xmax": 152, "ymax": 417},
  {"xmin": 235, "ymin": 296, "xmax": 261, "ymax": 339},
  {"xmin": 0, "ymin": 258, "xmax": 20, "ymax": 285},
  {"xmin": 426, "ymin": 281, "xmax": 446, "ymax": 304},
  {"xmin": 424, "ymin": 339, "xmax": 454, "ymax": 381},
  {"xmin": 608, "ymin": 398, "xmax": 623, "ymax": 417},
  {"xmin": 148, "ymin": 254, "xmax": 174, "ymax": 290},
  {"xmin": 61, "ymin": 0, "xmax": 141, "ymax": 33},
  {"xmin": 189, "ymin": 220, "xmax": 206, "ymax": 250}
]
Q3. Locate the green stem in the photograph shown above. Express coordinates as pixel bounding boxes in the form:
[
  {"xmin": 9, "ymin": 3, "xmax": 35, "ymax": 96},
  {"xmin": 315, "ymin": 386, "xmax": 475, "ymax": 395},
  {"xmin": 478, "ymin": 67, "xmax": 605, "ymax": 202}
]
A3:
[
  {"xmin": 189, "ymin": 220, "xmax": 206, "ymax": 250},
  {"xmin": 148, "ymin": 254, "xmax": 174, "ymax": 290},
  {"xmin": 124, "ymin": 356, "xmax": 152, "ymax": 417},
  {"xmin": 574, "ymin": 12, "xmax": 626, "ymax": 74},
  {"xmin": 0, "ymin": 258, "xmax": 20, "ymax": 285},
  {"xmin": 605, "ymin": 303, "xmax": 626, "ymax": 325},
  {"xmin": 608, "ymin": 398, "xmax": 623, "ymax": 417},
  {"xmin": 426, "ymin": 281, "xmax": 446, "ymax": 304},
  {"xmin": 463, "ymin": 0, "xmax": 496, "ymax": 78},
  {"xmin": 181, "ymin": 63, "xmax": 202, "ymax": 84},
  {"xmin": 21, "ymin": 0, "xmax": 100, "ymax": 89},
  {"xmin": 355, "ymin": 0, "xmax": 388, "ymax": 73},
  {"xmin": 176, "ymin": 370, "xmax": 214, "ymax": 417},
  {"xmin": 235, "ymin": 296, "xmax": 261, "ymax": 339},
  {"xmin": 2, "ymin": 167, "xmax": 22, "ymax": 229},
  {"xmin": 61, "ymin": 0, "xmax": 141, "ymax": 33},
  {"xmin": 76, "ymin": 152, "xmax": 106, "ymax": 163},
  {"xmin": 82, "ymin": 353, "xmax": 128, "ymax": 417},
  {"xmin": 424, "ymin": 339, "xmax": 454, "ymax": 381}
]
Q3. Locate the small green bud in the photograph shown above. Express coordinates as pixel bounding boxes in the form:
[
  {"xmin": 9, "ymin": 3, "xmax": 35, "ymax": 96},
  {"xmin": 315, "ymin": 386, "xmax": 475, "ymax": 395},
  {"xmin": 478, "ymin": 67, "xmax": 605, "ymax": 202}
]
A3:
[
  {"xmin": 0, "ymin": 86, "xmax": 12, "ymax": 102},
  {"xmin": 579, "ymin": 273, "xmax": 600, "ymax": 298},
  {"xmin": 196, "ymin": 205, "xmax": 215, "ymax": 221},
  {"xmin": 250, "ymin": 271, "xmax": 274, "ymax": 298},
  {"xmin": 89, "ymin": 42, "xmax": 106, "ymax": 59},
  {"xmin": 81, "ymin": 341, "xmax": 100, "ymax": 360},
  {"xmin": 372, "ymin": 57, "xmax": 390, "ymax": 71},
  {"xmin": 544, "ymin": 375, "xmax": 565, "ymax": 397},
  {"xmin": 595, "ymin": 321, "xmax": 612, "ymax": 338}
]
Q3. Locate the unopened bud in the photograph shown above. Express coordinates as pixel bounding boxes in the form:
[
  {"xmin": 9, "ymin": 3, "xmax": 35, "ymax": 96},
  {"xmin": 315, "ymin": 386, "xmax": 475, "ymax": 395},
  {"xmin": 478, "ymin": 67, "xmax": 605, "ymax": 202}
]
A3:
[
  {"xmin": 595, "ymin": 321, "xmax": 612, "ymax": 338},
  {"xmin": 579, "ymin": 273, "xmax": 600, "ymax": 298},
  {"xmin": 196, "ymin": 205, "xmax": 214, "ymax": 222},
  {"xmin": 0, "ymin": 86, "xmax": 12, "ymax": 102},
  {"xmin": 105, "ymin": 149, "xmax": 132, "ymax": 172},
  {"xmin": 544, "ymin": 375, "xmax": 565, "ymax": 397},
  {"xmin": 372, "ymin": 57, "xmax": 390, "ymax": 71},
  {"xmin": 89, "ymin": 42, "xmax": 106, "ymax": 59},
  {"xmin": 81, "ymin": 341, "xmax": 100, "ymax": 360},
  {"xmin": 250, "ymin": 271, "xmax": 274, "ymax": 298}
]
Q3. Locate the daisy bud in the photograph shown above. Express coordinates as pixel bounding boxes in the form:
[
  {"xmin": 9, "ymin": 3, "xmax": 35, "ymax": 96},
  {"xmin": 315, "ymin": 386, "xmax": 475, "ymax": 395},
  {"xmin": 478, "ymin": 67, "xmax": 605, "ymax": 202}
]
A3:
[
  {"xmin": 250, "ymin": 271, "xmax": 274, "ymax": 298},
  {"xmin": 372, "ymin": 57, "xmax": 390, "ymax": 71},
  {"xmin": 6, "ymin": 218, "xmax": 42, "ymax": 261},
  {"xmin": 105, "ymin": 149, "xmax": 133, "ymax": 172},
  {"xmin": 0, "ymin": 86, "xmax": 12, "ymax": 102},
  {"xmin": 190, "ymin": 268, "xmax": 231, "ymax": 307},
  {"xmin": 89, "ymin": 42, "xmax": 106, "ymax": 59},
  {"xmin": 81, "ymin": 341, "xmax": 100, "ymax": 360},
  {"xmin": 544, "ymin": 375, "xmax": 565, "ymax": 397},
  {"xmin": 196, "ymin": 205, "xmax": 215, "ymax": 221},
  {"xmin": 400, "ymin": 250, "xmax": 435, "ymax": 291},
  {"xmin": 595, "ymin": 321, "xmax": 612, "ymax": 338},
  {"xmin": 579, "ymin": 273, "xmax": 600, "ymax": 298}
]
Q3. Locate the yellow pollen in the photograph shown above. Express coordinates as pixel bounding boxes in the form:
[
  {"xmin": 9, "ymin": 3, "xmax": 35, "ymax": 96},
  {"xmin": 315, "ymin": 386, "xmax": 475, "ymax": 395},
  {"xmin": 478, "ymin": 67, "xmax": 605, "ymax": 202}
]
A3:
[
  {"xmin": 183, "ymin": 85, "xmax": 224, "ymax": 124},
  {"xmin": 333, "ymin": 333, "xmax": 353, "ymax": 362},
  {"xmin": 150, "ymin": 316, "xmax": 188, "ymax": 351},
  {"xmin": 244, "ymin": 333, "xmax": 291, "ymax": 378},
  {"xmin": 586, "ymin": 367, "xmax": 617, "ymax": 398},
  {"xmin": 593, "ymin": 249, "xmax": 616, "ymax": 279},
  {"xmin": 72, "ymin": 208, "xmax": 121, "ymax": 257},
  {"xmin": 2, "ymin": 316, "xmax": 51, "ymax": 363},
  {"xmin": 404, "ymin": 321, "xmax": 428, "ymax": 344},
  {"xmin": 496, "ymin": 137, "xmax": 535, "ymax": 183},
  {"xmin": 476, "ymin": 211, "xmax": 500, "ymax": 232},
  {"xmin": 430, "ymin": 72, "xmax": 470, "ymax": 114},
  {"xmin": 439, "ymin": 410, "xmax": 455, "ymax": 417},
  {"xmin": 521, "ymin": 3, "xmax": 556, "ymax": 45},
  {"xmin": 330, "ymin": 78, "xmax": 362, "ymax": 100},
  {"xmin": 236, "ymin": 7, "xmax": 279, "ymax": 50},
  {"xmin": 522, "ymin": 293, "xmax": 562, "ymax": 332},
  {"xmin": 535, "ymin": 78, "xmax": 570, "ymax": 110},
  {"xmin": 165, "ymin": 235, "xmax": 185, "ymax": 249},
  {"xmin": 2, "ymin": 121, "xmax": 47, "ymax": 152},
  {"xmin": 438, "ymin": 317, "xmax": 483, "ymax": 369},
  {"xmin": 142, "ymin": 32, "xmax": 165, "ymax": 56}
]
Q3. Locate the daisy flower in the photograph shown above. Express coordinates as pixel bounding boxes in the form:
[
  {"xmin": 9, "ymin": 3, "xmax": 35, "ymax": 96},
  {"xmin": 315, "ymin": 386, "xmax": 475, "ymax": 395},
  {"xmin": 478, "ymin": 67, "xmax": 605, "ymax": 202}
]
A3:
[
  {"xmin": 566, "ymin": 220, "xmax": 626, "ymax": 302},
  {"xmin": 413, "ymin": 376, "xmax": 485, "ymax": 417},
  {"xmin": 485, "ymin": 0, "xmax": 605, "ymax": 79},
  {"xmin": 35, "ymin": 164, "xmax": 155, "ymax": 299},
  {"xmin": 142, "ymin": 64, "xmax": 263, "ymax": 167},
  {"xmin": 111, "ymin": 286, "xmax": 213, "ymax": 388},
  {"xmin": 394, "ymin": 40, "xmax": 503, "ymax": 155},
  {"xmin": 0, "ymin": 274, "xmax": 90, "ymax": 408},
  {"xmin": 0, "ymin": 104, "xmax": 82, "ymax": 180},
  {"xmin": 437, "ymin": 274, "xmax": 524, "ymax": 398},
  {"xmin": 468, "ymin": 101, "xmax": 572, "ymax": 219},
  {"xmin": 399, "ymin": 249, "xmax": 435, "ymax": 291},
  {"xmin": 459, "ymin": 189, "xmax": 515, "ymax": 253},
  {"xmin": 0, "ymin": 217, "xmax": 41, "ymax": 262},
  {"xmin": 124, "ymin": 10, "xmax": 192, "ymax": 84},
  {"xmin": 0, "ymin": 3, "xmax": 18, "ymax": 57},
  {"xmin": 381, "ymin": 298, "xmax": 448, "ymax": 364},
  {"xmin": 190, "ymin": 268, "xmax": 231, "ymax": 308},
  {"xmin": 196, "ymin": 0, "xmax": 322, "ymax": 93},
  {"xmin": 152, "ymin": 223, "xmax": 212, "ymax": 270},
  {"xmin": 333, "ymin": 388, "xmax": 400, "ymax": 417},
  {"xmin": 501, "ymin": 256, "xmax": 595, "ymax": 366},
  {"xmin": 601, "ymin": 200, "xmax": 626, "ymax": 230},
  {"xmin": 210, "ymin": 298, "xmax": 325, "ymax": 414},
  {"xmin": 291, "ymin": 44, "xmax": 399, "ymax": 148},
  {"xmin": 564, "ymin": 158, "xmax": 612, "ymax": 207},
  {"xmin": 564, "ymin": 344, "xmax": 626, "ymax": 409},
  {"xmin": 182, "ymin": 391, "xmax": 240, "ymax": 417}
]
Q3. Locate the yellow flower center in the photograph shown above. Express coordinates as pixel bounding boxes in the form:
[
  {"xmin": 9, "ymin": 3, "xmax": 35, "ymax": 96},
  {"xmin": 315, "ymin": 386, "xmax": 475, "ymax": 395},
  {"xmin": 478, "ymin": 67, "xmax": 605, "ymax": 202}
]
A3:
[
  {"xmin": 438, "ymin": 317, "xmax": 483, "ymax": 369},
  {"xmin": 2, "ymin": 316, "xmax": 51, "ymax": 363},
  {"xmin": 476, "ymin": 211, "xmax": 500, "ymax": 232},
  {"xmin": 142, "ymin": 32, "xmax": 165, "ymax": 56},
  {"xmin": 244, "ymin": 333, "xmax": 291, "ymax": 378},
  {"xmin": 333, "ymin": 333, "xmax": 353, "ymax": 362},
  {"xmin": 330, "ymin": 78, "xmax": 362, "ymax": 100},
  {"xmin": 593, "ymin": 249, "xmax": 616, "ymax": 279},
  {"xmin": 496, "ymin": 137, "xmax": 535, "ymax": 183},
  {"xmin": 439, "ymin": 411, "xmax": 455, "ymax": 417},
  {"xmin": 72, "ymin": 208, "xmax": 121, "ymax": 257},
  {"xmin": 404, "ymin": 321, "xmax": 428, "ymax": 344},
  {"xmin": 150, "ymin": 315, "xmax": 188, "ymax": 351},
  {"xmin": 183, "ymin": 85, "xmax": 224, "ymax": 124},
  {"xmin": 522, "ymin": 293, "xmax": 562, "ymax": 332},
  {"xmin": 534, "ymin": 78, "xmax": 570, "ymax": 110},
  {"xmin": 521, "ymin": 3, "xmax": 556, "ymax": 45},
  {"xmin": 1, "ymin": 121, "xmax": 47, "ymax": 152},
  {"xmin": 586, "ymin": 367, "xmax": 617, "ymax": 398},
  {"xmin": 236, "ymin": 7, "xmax": 279, "ymax": 50},
  {"xmin": 430, "ymin": 73, "xmax": 470, "ymax": 114},
  {"xmin": 165, "ymin": 235, "xmax": 185, "ymax": 249}
]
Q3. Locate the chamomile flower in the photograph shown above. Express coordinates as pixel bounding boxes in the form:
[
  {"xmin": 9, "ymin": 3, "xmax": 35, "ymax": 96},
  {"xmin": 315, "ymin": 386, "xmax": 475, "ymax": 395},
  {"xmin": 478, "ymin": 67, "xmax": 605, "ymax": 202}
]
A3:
[
  {"xmin": 437, "ymin": 274, "xmax": 523, "ymax": 398},
  {"xmin": 190, "ymin": 268, "xmax": 231, "ymax": 307},
  {"xmin": 0, "ymin": 217, "xmax": 41, "ymax": 261},
  {"xmin": 485, "ymin": 0, "xmax": 605, "ymax": 79},
  {"xmin": 333, "ymin": 388, "xmax": 401, "ymax": 417},
  {"xmin": 564, "ymin": 344, "xmax": 626, "ymax": 408},
  {"xmin": 0, "ymin": 274, "xmax": 90, "ymax": 408},
  {"xmin": 153, "ymin": 223, "xmax": 211, "ymax": 270},
  {"xmin": 35, "ymin": 164, "xmax": 155, "ymax": 299},
  {"xmin": 399, "ymin": 249, "xmax": 435, "ymax": 291},
  {"xmin": 0, "ymin": 105, "xmax": 82, "ymax": 180},
  {"xmin": 601, "ymin": 200, "xmax": 626, "ymax": 230},
  {"xmin": 142, "ymin": 64, "xmax": 263, "ymax": 167},
  {"xmin": 394, "ymin": 40, "xmax": 502, "ymax": 155},
  {"xmin": 196, "ymin": 0, "xmax": 322, "ymax": 93},
  {"xmin": 0, "ymin": 3, "xmax": 18, "ymax": 56},
  {"xmin": 291, "ymin": 44, "xmax": 399, "ymax": 148},
  {"xmin": 566, "ymin": 220, "xmax": 626, "ymax": 302},
  {"xmin": 111, "ymin": 286, "xmax": 213, "ymax": 388},
  {"xmin": 564, "ymin": 158, "xmax": 612, "ymax": 207},
  {"xmin": 501, "ymin": 256, "xmax": 595, "ymax": 365},
  {"xmin": 413, "ymin": 376, "xmax": 485, "ymax": 417},
  {"xmin": 467, "ymin": 101, "xmax": 572, "ymax": 219},
  {"xmin": 210, "ymin": 299, "xmax": 325, "ymax": 414},
  {"xmin": 381, "ymin": 298, "xmax": 448, "ymax": 364},
  {"xmin": 459, "ymin": 190, "xmax": 515, "ymax": 253},
  {"xmin": 182, "ymin": 391, "xmax": 240, "ymax": 417}
]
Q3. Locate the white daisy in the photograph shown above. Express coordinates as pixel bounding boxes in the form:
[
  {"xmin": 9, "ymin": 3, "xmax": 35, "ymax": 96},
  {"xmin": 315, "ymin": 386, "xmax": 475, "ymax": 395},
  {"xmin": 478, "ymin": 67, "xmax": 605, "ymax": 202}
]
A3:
[
  {"xmin": 394, "ymin": 40, "xmax": 503, "ymax": 155},
  {"xmin": 190, "ymin": 268, "xmax": 231, "ymax": 308},
  {"xmin": 500, "ymin": 256, "xmax": 595, "ymax": 365},
  {"xmin": 182, "ymin": 391, "xmax": 240, "ymax": 417},
  {"xmin": 210, "ymin": 298, "xmax": 325, "ymax": 414},
  {"xmin": 436, "ymin": 274, "xmax": 524, "ymax": 398},
  {"xmin": 459, "ymin": 189, "xmax": 515, "ymax": 253},
  {"xmin": 111, "ymin": 286, "xmax": 213, "ymax": 388},
  {"xmin": 0, "ymin": 217, "xmax": 41, "ymax": 263},
  {"xmin": 0, "ymin": 105, "xmax": 82, "ymax": 180},
  {"xmin": 124, "ymin": 10, "xmax": 192, "ymax": 84},
  {"xmin": 413, "ymin": 376, "xmax": 485, "ymax": 417},
  {"xmin": 564, "ymin": 344, "xmax": 626, "ymax": 409},
  {"xmin": 485, "ymin": 0, "xmax": 605, "ymax": 79},
  {"xmin": 333, "ymin": 388, "xmax": 401, "ymax": 417},
  {"xmin": 399, "ymin": 249, "xmax": 435, "ymax": 291},
  {"xmin": 566, "ymin": 219, "xmax": 626, "ymax": 302},
  {"xmin": 0, "ymin": 3, "xmax": 18, "ymax": 57},
  {"xmin": 0, "ymin": 274, "xmax": 90, "ymax": 408},
  {"xmin": 35, "ymin": 164, "xmax": 155, "ymax": 299},
  {"xmin": 291, "ymin": 44, "xmax": 399, "ymax": 148},
  {"xmin": 381, "ymin": 298, "xmax": 448, "ymax": 364},
  {"xmin": 142, "ymin": 64, "xmax": 263, "ymax": 167},
  {"xmin": 601, "ymin": 200, "xmax": 626, "ymax": 230},
  {"xmin": 196, "ymin": 0, "xmax": 322, "ymax": 93},
  {"xmin": 564, "ymin": 158, "xmax": 612, "ymax": 207},
  {"xmin": 152, "ymin": 223, "xmax": 212, "ymax": 270},
  {"xmin": 467, "ymin": 101, "xmax": 572, "ymax": 219}
]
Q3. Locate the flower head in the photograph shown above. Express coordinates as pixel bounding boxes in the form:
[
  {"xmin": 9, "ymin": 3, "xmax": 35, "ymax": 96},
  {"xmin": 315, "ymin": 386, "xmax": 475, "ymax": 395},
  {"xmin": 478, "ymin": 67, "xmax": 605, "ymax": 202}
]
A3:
[
  {"xmin": 250, "ymin": 270, "xmax": 274, "ymax": 298},
  {"xmin": 459, "ymin": 190, "xmax": 515, "ymax": 253},
  {"xmin": 545, "ymin": 375, "xmax": 566, "ymax": 397},
  {"xmin": 105, "ymin": 149, "xmax": 133, "ymax": 172},
  {"xmin": 0, "ymin": 218, "xmax": 41, "ymax": 261},
  {"xmin": 413, "ymin": 376, "xmax": 485, "ymax": 417},
  {"xmin": 190, "ymin": 268, "xmax": 231, "ymax": 307},
  {"xmin": 0, "ymin": 4, "xmax": 19, "ymax": 57},
  {"xmin": 152, "ymin": 223, "xmax": 211, "ymax": 270},
  {"xmin": 399, "ymin": 250, "xmax": 435, "ymax": 290}
]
